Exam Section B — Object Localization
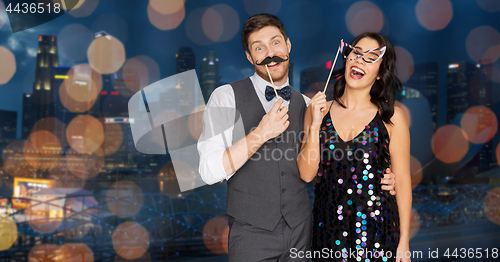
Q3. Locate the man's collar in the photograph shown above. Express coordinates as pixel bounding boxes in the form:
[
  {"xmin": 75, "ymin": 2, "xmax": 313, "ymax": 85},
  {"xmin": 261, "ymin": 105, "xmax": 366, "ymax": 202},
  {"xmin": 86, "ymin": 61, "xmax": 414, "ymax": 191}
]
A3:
[{"xmin": 250, "ymin": 72, "xmax": 290, "ymax": 93}]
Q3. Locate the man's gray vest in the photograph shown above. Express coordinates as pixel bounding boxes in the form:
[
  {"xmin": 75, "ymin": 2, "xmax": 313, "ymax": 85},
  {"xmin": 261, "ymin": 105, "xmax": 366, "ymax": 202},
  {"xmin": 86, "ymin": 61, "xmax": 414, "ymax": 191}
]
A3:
[{"xmin": 227, "ymin": 77, "xmax": 311, "ymax": 231}]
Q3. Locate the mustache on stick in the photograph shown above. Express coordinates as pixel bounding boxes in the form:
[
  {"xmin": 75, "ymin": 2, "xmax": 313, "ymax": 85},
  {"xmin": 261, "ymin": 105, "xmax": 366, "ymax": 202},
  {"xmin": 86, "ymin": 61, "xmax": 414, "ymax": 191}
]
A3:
[{"xmin": 256, "ymin": 55, "xmax": 289, "ymax": 66}]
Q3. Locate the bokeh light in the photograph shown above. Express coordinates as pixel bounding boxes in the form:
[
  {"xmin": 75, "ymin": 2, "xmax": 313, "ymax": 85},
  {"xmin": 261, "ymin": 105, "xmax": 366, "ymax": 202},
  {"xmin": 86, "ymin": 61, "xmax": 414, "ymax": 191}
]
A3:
[
  {"xmin": 244, "ymin": 0, "xmax": 281, "ymax": 15},
  {"xmin": 115, "ymin": 56, "xmax": 160, "ymax": 97},
  {"xmin": 346, "ymin": 1, "xmax": 384, "ymax": 37},
  {"xmin": 203, "ymin": 216, "xmax": 229, "ymax": 254},
  {"xmin": 28, "ymin": 130, "xmax": 62, "ymax": 170},
  {"xmin": 152, "ymin": 111, "xmax": 188, "ymax": 149},
  {"xmin": 185, "ymin": 7, "xmax": 214, "ymax": 46},
  {"xmin": 395, "ymin": 101, "xmax": 412, "ymax": 128},
  {"xmin": 58, "ymin": 243, "xmax": 94, "ymax": 261},
  {"xmin": 3, "ymin": 140, "xmax": 34, "ymax": 177},
  {"xmin": 66, "ymin": 149, "xmax": 104, "ymax": 180},
  {"xmin": 482, "ymin": 45, "xmax": 500, "ymax": 64},
  {"xmin": 147, "ymin": 1, "xmax": 185, "ymax": 31},
  {"xmin": 466, "ymin": 26, "xmax": 500, "ymax": 63},
  {"xmin": 27, "ymin": 202, "xmax": 63, "ymax": 234},
  {"xmin": 150, "ymin": 0, "xmax": 184, "ymax": 14},
  {"xmin": 91, "ymin": 13, "xmax": 129, "ymax": 43},
  {"xmin": 415, "ymin": 0, "xmax": 453, "ymax": 31},
  {"xmin": 59, "ymin": 64, "xmax": 102, "ymax": 112},
  {"xmin": 484, "ymin": 187, "xmax": 500, "ymax": 225},
  {"xmin": 460, "ymin": 106, "xmax": 498, "ymax": 144},
  {"xmin": 122, "ymin": 58, "xmax": 149, "ymax": 94},
  {"xmin": 59, "ymin": 83, "xmax": 96, "ymax": 113},
  {"xmin": 29, "ymin": 130, "xmax": 61, "ymax": 156},
  {"xmin": 0, "ymin": 46, "xmax": 16, "ymax": 85},
  {"xmin": 476, "ymin": 0, "xmax": 500, "ymax": 13},
  {"xmin": 23, "ymin": 140, "xmax": 41, "ymax": 170},
  {"xmin": 431, "ymin": 125, "xmax": 469, "ymax": 163},
  {"xmin": 28, "ymin": 244, "xmax": 60, "ymax": 261},
  {"xmin": 188, "ymin": 105, "xmax": 205, "ymax": 140},
  {"xmin": 158, "ymin": 161, "xmax": 194, "ymax": 199},
  {"xmin": 496, "ymin": 142, "xmax": 500, "ymax": 165},
  {"xmin": 0, "ymin": 214, "xmax": 17, "ymax": 251},
  {"xmin": 409, "ymin": 208, "xmax": 421, "ymax": 239},
  {"xmin": 202, "ymin": 4, "xmax": 240, "ymax": 42},
  {"xmin": 107, "ymin": 181, "xmax": 144, "ymax": 218},
  {"xmin": 394, "ymin": 46, "xmax": 414, "ymax": 83},
  {"xmin": 135, "ymin": 56, "xmax": 160, "ymax": 84},
  {"xmin": 112, "ymin": 222, "xmax": 150, "ymax": 260},
  {"xmin": 67, "ymin": 115, "xmax": 105, "ymax": 154},
  {"xmin": 0, "ymin": 2, "xmax": 7, "ymax": 30},
  {"xmin": 100, "ymin": 122, "xmax": 123, "ymax": 156},
  {"xmin": 32, "ymin": 117, "xmax": 68, "ymax": 147},
  {"xmin": 68, "ymin": 0, "xmax": 99, "ymax": 18},
  {"xmin": 87, "ymin": 35, "xmax": 126, "ymax": 74},
  {"xmin": 410, "ymin": 155, "xmax": 422, "ymax": 190},
  {"xmin": 58, "ymin": 24, "xmax": 94, "ymax": 62},
  {"xmin": 63, "ymin": 64, "xmax": 103, "ymax": 103}
]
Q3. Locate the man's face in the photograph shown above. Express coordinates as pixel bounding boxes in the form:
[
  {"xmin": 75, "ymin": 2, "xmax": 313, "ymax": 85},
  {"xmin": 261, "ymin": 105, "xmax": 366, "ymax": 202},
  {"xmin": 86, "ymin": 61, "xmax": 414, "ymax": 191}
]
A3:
[{"xmin": 246, "ymin": 26, "xmax": 291, "ymax": 86}]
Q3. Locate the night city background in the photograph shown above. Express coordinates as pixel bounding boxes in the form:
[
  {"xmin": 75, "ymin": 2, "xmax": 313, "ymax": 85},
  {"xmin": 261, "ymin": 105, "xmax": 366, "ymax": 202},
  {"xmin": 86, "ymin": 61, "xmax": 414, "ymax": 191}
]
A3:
[{"xmin": 0, "ymin": 0, "xmax": 500, "ymax": 261}]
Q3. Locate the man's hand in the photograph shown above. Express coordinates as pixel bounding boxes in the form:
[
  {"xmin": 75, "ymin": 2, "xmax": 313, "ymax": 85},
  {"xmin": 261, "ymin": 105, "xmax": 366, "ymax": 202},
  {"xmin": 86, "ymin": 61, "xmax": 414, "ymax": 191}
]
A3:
[
  {"xmin": 254, "ymin": 98, "xmax": 290, "ymax": 142},
  {"xmin": 382, "ymin": 167, "xmax": 396, "ymax": 195}
]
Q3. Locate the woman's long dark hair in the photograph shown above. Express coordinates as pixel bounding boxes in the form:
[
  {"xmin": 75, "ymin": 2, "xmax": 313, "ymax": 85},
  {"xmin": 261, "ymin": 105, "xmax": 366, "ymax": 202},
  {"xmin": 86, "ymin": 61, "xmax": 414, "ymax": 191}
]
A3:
[{"xmin": 333, "ymin": 32, "xmax": 402, "ymax": 125}]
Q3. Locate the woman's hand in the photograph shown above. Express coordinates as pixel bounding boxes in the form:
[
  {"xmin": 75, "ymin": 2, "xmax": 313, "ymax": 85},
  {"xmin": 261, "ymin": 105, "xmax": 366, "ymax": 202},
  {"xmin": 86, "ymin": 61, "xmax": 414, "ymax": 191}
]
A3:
[
  {"xmin": 309, "ymin": 91, "xmax": 327, "ymax": 128},
  {"xmin": 396, "ymin": 243, "xmax": 411, "ymax": 262}
]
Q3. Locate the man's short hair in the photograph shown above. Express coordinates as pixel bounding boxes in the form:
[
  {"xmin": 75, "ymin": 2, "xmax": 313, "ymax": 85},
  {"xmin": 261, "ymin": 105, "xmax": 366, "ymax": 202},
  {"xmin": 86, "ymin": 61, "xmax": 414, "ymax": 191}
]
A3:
[{"xmin": 241, "ymin": 14, "xmax": 287, "ymax": 53}]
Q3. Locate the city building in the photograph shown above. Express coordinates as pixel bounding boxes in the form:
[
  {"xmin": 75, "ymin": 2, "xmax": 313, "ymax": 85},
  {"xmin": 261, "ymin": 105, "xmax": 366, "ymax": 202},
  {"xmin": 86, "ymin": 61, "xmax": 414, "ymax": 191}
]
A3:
[
  {"xmin": 176, "ymin": 47, "xmax": 196, "ymax": 74},
  {"xmin": 200, "ymin": 51, "xmax": 219, "ymax": 102}
]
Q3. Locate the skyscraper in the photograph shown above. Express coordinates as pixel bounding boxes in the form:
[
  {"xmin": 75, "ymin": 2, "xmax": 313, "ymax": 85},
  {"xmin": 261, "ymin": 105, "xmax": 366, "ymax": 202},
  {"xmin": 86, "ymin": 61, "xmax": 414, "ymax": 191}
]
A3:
[
  {"xmin": 24, "ymin": 35, "xmax": 62, "ymax": 140},
  {"xmin": 470, "ymin": 60, "xmax": 495, "ymax": 172},
  {"xmin": 200, "ymin": 51, "xmax": 219, "ymax": 102},
  {"xmin": 446, "ymin": 61, "xmax": 475, "ymax": 123},
  {"xmin": 22, "ymin": 93, "xmax": 33, "ymax": 139},
  {"xmin": 33, "ymin": 35, "xmax": 59, "ymax": 105},
  {"xmin": 404, "ymin": 62, "xmax": 439, "ymax": 130},
  {"xmin": 176, "ymin": 47, "xmax": 196, "ymax": 74}
]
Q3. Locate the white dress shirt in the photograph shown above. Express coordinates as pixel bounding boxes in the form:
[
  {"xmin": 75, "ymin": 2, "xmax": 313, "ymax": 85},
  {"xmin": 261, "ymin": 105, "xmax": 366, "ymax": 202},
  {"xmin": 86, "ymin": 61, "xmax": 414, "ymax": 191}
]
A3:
[{"xmin": 197, "ymin": 73, "xmax": 310, "ymax": 185}]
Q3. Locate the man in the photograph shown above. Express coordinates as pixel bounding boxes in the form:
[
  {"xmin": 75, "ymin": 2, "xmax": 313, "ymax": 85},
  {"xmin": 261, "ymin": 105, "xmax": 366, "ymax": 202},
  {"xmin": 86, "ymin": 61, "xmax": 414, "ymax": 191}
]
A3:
[{"xmin": 198, "ymin": 14, "xmax": 396, "ymax": 261}]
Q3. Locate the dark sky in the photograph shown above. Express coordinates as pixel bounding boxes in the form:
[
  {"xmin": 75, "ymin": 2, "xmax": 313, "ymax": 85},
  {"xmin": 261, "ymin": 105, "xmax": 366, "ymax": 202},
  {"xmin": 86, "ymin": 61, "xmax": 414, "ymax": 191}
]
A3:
[{"xmin": 0, "ymin": 0, "xmax": 499, "ymax": 139}]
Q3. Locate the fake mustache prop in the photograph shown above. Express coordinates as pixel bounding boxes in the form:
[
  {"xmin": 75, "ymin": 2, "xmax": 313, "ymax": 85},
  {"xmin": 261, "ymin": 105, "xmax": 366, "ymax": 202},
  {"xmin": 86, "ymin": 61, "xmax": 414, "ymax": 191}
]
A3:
[{"xmin": 256, "ymin": 55, "xmax": 289, "ymax": 66}]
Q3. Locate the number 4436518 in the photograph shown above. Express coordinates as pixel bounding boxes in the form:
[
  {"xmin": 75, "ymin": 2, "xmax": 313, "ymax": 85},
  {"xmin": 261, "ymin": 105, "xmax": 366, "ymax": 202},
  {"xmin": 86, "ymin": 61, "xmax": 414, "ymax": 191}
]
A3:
[
  {"xmin": 5, "ymin": 2, "xmax": 62, "ymax": 14},
  {"xmin": 444, "ymin": 248, "xmax": 498, "ymax": 259}
]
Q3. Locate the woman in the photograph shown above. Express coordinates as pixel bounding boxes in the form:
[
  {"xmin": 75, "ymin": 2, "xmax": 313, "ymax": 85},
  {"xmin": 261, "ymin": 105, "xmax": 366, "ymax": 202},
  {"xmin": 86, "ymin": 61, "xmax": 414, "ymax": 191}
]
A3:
[{"xmin": 297, "ymin": 32, "xmax": 412, "ymax": 262}]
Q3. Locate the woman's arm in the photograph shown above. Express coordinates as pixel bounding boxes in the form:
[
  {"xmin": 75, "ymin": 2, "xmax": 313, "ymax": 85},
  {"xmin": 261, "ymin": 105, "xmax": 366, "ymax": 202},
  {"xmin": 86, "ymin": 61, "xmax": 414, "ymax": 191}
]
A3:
[
  {"xmin": 297, "ymin": 92, "xmax": 327, "ymax": 182},
  {"xmin": 389, "ymin": 107, "xmax": 412, "ymax": 261}
]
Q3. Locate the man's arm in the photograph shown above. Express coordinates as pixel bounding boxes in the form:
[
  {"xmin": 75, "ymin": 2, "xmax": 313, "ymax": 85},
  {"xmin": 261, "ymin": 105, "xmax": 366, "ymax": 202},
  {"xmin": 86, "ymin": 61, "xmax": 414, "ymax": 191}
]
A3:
[
  {"xmin": 221, "ymin": 99, "xmax": 289, "ymax": 176},
  {"xmin": 198, "ymin": 86, "xmax": 289, "ymax": 184}
]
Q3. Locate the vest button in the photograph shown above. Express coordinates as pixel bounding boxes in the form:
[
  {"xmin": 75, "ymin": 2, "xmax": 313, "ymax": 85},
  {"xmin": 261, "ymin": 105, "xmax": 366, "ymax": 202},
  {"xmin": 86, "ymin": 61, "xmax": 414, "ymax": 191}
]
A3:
[
  {"xmin": 282, "ymin": 204, "xmax": 286, "ymax": 209},
  {"xmin": 281, "ymin": 172, "xmax": 285, "ymax": 176},
  {"xmin": 282, "ymin": 188, "xmax": 286, "ymax": 193}
]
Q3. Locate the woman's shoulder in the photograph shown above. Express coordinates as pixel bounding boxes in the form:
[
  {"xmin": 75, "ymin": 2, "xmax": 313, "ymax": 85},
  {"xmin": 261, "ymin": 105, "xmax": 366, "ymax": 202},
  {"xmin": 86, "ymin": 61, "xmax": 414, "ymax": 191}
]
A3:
[{"xmin": 391, "ymin": 106, "xmax": 408, "ymax": 126}]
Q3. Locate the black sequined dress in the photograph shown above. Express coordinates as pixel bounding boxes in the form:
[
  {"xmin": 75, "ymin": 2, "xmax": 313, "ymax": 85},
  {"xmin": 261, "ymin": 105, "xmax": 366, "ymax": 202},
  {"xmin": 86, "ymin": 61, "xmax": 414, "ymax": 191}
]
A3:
[{"xmin": 311, "ymin": 109, "xmax": 400, "ymax": 262}]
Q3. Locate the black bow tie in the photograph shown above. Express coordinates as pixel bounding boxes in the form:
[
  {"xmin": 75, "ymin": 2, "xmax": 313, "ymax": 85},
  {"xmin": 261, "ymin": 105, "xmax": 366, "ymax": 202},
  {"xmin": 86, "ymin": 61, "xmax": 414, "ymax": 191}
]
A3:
[{"xmin": 265, "ymin": 85, "xmax": 292, "ymax": 101}]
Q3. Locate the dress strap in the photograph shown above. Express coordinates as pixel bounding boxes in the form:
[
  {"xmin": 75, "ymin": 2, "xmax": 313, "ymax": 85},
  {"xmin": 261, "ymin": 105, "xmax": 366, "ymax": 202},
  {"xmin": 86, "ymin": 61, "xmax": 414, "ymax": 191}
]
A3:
[{"xmin": 328, "ymin": 100, "xmax": 334, "ymax": 112}]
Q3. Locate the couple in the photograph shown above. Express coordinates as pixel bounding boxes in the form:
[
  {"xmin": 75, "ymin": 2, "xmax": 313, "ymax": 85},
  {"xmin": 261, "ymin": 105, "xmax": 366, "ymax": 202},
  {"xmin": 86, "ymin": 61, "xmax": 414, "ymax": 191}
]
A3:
[{"xmin": 198, "ymin": 14, "xmax": 412, "ymax": 262}]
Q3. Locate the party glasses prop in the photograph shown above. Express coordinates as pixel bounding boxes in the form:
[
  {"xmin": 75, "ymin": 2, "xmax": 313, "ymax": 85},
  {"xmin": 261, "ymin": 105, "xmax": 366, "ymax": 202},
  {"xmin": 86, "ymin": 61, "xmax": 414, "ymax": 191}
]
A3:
[{"xmin": 340, "ymin": 39, "xmax": 386, "ymax": 63}]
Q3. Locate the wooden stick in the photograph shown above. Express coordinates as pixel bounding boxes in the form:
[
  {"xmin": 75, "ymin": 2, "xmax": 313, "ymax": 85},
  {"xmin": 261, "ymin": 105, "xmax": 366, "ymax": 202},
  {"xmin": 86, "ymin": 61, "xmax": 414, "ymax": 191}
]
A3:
[
  {"xmin": 323, "ymin": 39, "xmax": 343, "ymax": 94},
  {"xmin": 265, "ymin": 65, "xmax": 279, "ymax": 99}
]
